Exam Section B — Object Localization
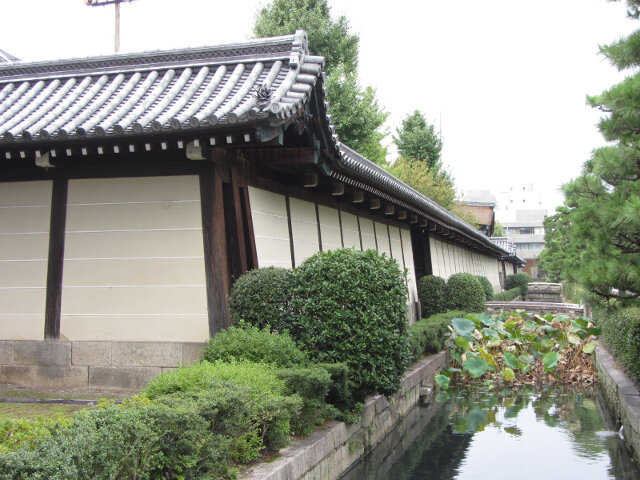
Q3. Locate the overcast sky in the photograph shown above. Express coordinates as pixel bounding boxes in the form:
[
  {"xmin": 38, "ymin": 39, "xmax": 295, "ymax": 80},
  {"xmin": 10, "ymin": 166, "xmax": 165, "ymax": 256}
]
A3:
[{"xmin": 2, "ymin": 0, "xmax": 637, "ymax": 213}]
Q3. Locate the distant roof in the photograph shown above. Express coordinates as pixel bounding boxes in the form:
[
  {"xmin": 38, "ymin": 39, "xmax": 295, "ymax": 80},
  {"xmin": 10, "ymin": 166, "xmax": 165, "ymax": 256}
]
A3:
[
  {"xmin": 463, "ymin": 189, "xmax": 496, "ymax": 206},
  {"xmin": 0, "ymin": 31, "xmax": 509, "ymax": 259},
  {"xmin": 0, "ymin": 49, "xmax": 20, "ymax": 64}
]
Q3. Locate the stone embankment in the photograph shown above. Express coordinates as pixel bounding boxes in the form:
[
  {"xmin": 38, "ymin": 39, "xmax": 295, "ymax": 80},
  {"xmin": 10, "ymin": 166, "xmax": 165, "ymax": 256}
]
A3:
[
  {"xmin": 486, "ymin": 301, "xmax": 584, "ymax": 318},
  {"xmin": 242, "ymin": 352, "xmax": 447, "ymax": 480}
]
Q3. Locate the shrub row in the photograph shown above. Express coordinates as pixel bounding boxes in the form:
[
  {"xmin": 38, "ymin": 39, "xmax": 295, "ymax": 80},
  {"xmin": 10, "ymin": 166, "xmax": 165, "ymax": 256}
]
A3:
[
  {"xmin": 418, "ymin": 273, "xmax": 488, "ymax": 316},
  {"xmin": 506, "ymin": 272, "xmax": 531, "ymax": 297},
  {"xmin": 594, "ymin": 306, "xmax": 640, "ymax": 383},
  {"xmin": 407, "ymin": 311, "xmax": 467, "ymax": 363},
  {"xmin": 493, "ymin": 287, "xmax": 521, "ymax": 302},
  {"xmin": 229, "ymin": 249, "xmax": 409, "ymax": 401}
]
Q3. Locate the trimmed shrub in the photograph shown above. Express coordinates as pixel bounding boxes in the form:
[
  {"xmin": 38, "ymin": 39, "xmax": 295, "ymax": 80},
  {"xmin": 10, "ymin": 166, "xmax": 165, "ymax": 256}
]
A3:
[
  {"xmin": 288, "ymin": 249, "xmax": 410, "ymax": 400},
  {"xmin": 407, "ymin": 310, "xmax": 467, "ymax": 362},
  {"xmin": 228, "ymin": 267, "xmax": 295, "ymax": 331},
  {"xmin": 594, "ymin": 306, "xmax": 640, "ymax": 383},
  {"xmin": 475, "ymin": 275, "xmax": 494, "ymax": 301},
  {"xmin": 506, "ymin": 272, "xmax": 531, "ymax": 298},
  {"xmin": 493, "ymin": 287, "xmax": 521, "ymax": 301},
  {"xmin": 418, "ymin": 275, "xmax": 446, "ymax": 317},
  {"xmin": 204, "ymin": 325, "xmax": 308, "ymax": 367},
  {"xmin": 444, "ymin": 273, "xmax": 485, "ymax": 313}
]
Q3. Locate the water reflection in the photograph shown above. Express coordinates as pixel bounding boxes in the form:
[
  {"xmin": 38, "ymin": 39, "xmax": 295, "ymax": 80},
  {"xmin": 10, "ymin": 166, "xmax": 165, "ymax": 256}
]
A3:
[{"xmin": 341, "ymin": 387, "xmax": 640, "ymax": 480}]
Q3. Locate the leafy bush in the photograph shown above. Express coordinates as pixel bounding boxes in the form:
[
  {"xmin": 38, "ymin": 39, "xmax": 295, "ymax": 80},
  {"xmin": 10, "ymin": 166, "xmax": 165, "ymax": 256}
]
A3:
[
  {"xmin": 228, "ymin": 267, "xmax": 295, "ymax": 331},
  {"xmin": 288, "ymin": 249, "xmax": 410, "ymax": 400},
  {"xmin": 493, "ymin": 287, "xmax": 521, "ymax": 301},
  {"xmin": 407, "ymin": 311, "xmax": 467, "ymax": 362},
  {"xmin": 506, "ymin": 272, "xmax": 532, "ymax": 298},
  {"xmin": 444, "ymin": 273, "xmax": 485, "ymax": 312},
  {"xmin": 475, "ymin": 275, "xmax": 494, "ymax": 301},
  {"xmin": 0, "ymin": 416, "xmax": 71, "ymax": 453},
  {"xmin": 417, "ymin": 275, "xmax": 446, "ymax": 317},
  {"xmin": 204, "ymin": 325, "xmax": 308, "ymax": 367},
  {"xmin": 594, "ymin": 306, "xmax": 640, "ymax": 383}
]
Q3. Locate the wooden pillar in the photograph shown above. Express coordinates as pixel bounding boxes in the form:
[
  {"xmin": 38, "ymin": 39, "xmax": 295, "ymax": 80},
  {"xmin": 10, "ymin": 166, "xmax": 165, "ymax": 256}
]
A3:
[
  {"xmin": 199, "ymin": 163, "xmax": 231, "ymax": 336},
  {"xmin": 44, "ymin": 174, "xmax": 68, "ymax": 340}
]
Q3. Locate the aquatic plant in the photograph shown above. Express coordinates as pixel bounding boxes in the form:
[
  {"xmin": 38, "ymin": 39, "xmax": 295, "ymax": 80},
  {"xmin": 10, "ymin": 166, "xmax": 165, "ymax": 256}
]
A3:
[{"xmin": 436, "ymin": 311, "xmax": 600, "ymax": 389}]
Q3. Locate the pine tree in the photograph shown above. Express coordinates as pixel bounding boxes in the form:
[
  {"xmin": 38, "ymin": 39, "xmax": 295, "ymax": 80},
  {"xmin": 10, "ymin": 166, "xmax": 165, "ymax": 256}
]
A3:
[{"xmin": 392, "ymin": 110, "xmax": 443, "ymax": 171}]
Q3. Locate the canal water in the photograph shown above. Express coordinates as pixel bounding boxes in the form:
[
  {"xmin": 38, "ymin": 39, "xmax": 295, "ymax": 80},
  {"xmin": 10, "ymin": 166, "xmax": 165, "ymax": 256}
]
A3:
[{"xmin": 342, "ymin": 386, "xmax": 640, "ymax": 480}]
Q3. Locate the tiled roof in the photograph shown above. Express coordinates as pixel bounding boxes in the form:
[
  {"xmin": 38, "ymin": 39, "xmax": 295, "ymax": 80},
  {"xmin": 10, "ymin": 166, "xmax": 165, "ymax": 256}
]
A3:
[
  {"xmin": 0, "ymin": 31, "xmax": 508, "ymax": 258},
  {"xmin": 0, "ymin": 32, "xmax": 322, "ymax": 144},
  {"xmin": 0, "ymin": 49, "xmax": 19, "ymax": 64}
]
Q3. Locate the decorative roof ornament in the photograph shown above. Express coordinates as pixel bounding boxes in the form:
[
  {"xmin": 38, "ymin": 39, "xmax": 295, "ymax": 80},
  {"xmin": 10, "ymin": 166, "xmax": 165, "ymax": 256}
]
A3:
[
  {"xmin": 0, "ymin": 49, "xmax": 19, "ymax": 64},
  {"xmin": 254, "ymin": 83, "xmax": 273, "ymax": 109}
]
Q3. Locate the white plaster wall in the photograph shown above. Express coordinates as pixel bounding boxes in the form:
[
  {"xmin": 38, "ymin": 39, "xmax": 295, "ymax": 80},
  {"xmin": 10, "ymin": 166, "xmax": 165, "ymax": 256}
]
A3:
[
  {"xmin": 289, "ymin": 197, "xmax": 320, "ymax": 266},
  {"xmin": 374, "ymin": 221, "xmax": 392, "ymax": 257},
  {"xmin": 359, "ymin": 217, "xmax": 377, "ymax": 251},
  {"xmin": 0, "ymin": 181, "xmax": 52, "ymax": 340},
  {"xmin": 61, "ymin": 176, "xmax": 209, "ymax": 342},
  {"xmin": 428, "ymin": 236, "xmax": 501, "ymax": 291},
  {"xmin": 400, "ymin": 228, "xmax": 418, "ymax": 306},
  {"xmin": 318, "ymin": 205, "xmax": 342, "ymax": 251},
  {"xmin": 249, "ymin": 187, "xmax": 292, "ymax": 268},
  {"xmin": 340, "ymin": 212, "xmax": 361, "ymax": 249}
]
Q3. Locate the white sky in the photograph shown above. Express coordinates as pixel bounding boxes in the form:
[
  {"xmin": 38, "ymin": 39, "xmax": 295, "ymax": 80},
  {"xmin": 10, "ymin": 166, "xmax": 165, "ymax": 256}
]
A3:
[{"xmin": 2, "ymin": 0, "xmax": 637, "ymax": 212}]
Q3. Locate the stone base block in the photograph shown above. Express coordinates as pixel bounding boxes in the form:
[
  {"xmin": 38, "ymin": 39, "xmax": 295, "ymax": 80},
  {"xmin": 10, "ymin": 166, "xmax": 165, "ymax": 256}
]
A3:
[
  {"xmin": 34, "ymin": 366, "xmax": 88, "ymax": 388},
  {"xmin": 0, "ymin": 365, "xmax": 35, "ymax": 386},
  {"xmin": 72, "ymin": 342, "xmax": 111, "ymax": 366},
  {"xmin": 12, "ymin": 341, "xmax": 71, "ymax": 367},
  {"xmin": 89, "ymin": 366, "xmax": 161, "ymax": 390},
  {"xmin": 111, "ymin": 342, "xmax": 181, "ymax": 368}
]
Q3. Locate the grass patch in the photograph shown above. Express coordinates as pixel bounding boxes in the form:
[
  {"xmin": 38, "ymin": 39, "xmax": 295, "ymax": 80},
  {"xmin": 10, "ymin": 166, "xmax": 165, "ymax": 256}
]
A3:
[{"xmin": 0, "ymin": 403, "xmax": 87, "ymax": 421}]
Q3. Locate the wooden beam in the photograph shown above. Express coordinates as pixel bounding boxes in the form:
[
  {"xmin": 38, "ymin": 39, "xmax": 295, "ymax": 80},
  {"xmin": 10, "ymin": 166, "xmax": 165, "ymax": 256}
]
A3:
[
  {"xmin": 44, "ymin": 174, "xmax": 68, "ymax": 340},
  {"xmin": 352, "ymin": 190, "xmax": 364, "ymax": 204},
  {"xmin": 419, "ymin": 218, "xmax": 428, "ymax": 227},
  {"xmin": 241, "ymin": 147, "xmax": 315, "ymax": 165},
  {"xmin": 369, "ymin": 198, "xmax": 381, "ymax": 210},
  {"xmin": 304, "ymin": 172, "xmax": 319, "ymax": 187},
  {"xmin": 331, "ymin": 182, "xmax": 345, "ymax": 196},
  {"xmin": 397, "ymin": 209, "xmax": 407, "ymax": 221},
  {"xmin": 409, "ymin": 214, "xmax": 418, "ymax": 224},
  {"xmin": 384, "ymin": 204, "xmax": 395, "ymax": 216},
  {"xmin": 230, "ymin": 167, "xmax": 248, "ymax": 275}
]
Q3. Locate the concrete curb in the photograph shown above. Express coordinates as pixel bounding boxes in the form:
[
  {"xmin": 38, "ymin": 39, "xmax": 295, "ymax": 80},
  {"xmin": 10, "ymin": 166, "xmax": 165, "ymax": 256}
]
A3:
[
  {"xmin": 594, "ymin": 342, "xmax": 640, "ymax": 461},
  {"xmin": 241, "ymin": 352, "xmax": 447, "ymax": 480}
]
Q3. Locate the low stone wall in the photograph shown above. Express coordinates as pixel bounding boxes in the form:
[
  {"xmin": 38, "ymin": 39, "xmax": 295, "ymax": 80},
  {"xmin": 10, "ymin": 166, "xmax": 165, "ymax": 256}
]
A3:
[
  {"xmin": 0, "ymin": 340, "xmax": 206, "ymax": 390},
  {"xmin": 242, "ymin": 351, "xmax": 448, "ymax": 480},
  {"xmin": 594, "ymin": 343, "xmax": 640, "ymax": 461},
  {"xmin": 485, "ymin": 301, "xmax": 584, "ymax": 318}
]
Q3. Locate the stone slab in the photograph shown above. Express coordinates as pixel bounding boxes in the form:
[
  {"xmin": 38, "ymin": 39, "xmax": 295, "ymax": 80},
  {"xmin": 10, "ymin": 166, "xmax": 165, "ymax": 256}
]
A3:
[
  {"xmin": 0, "ymin": 365, "xmax": 35, "ymax": 386},
  {"xmin": 34, "ymin": 366, "xmax": 88, "ymax": 388},
  {"xmin": 72, "ymin": 341, "xmax": 112, "ymax": 366},
  {"xmin": 0, "ymin": 341, "xmax": 14, "ymax": 364},
  {"xmin": 181, "ymin": 342, "xmax": 206, "ymax": 365},
  {"xmin": 89, "ymin": 366, "xmax": 161, "ymax": 390},
  {"xmin": 111, "ymin": 342, "xmax": 181, "ymax": 368},
  {"xmin": 11, "ymin": 340, "xmax": 71, "ymax": 367}
]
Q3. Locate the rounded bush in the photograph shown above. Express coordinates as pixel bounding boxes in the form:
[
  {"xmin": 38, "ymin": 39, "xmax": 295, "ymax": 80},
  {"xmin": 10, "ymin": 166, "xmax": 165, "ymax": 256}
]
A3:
[
  {"xmin": 418, "ymin": 275, "xmax": 446, "ymax": 317},
  {"xmin": 228, "ymin": 267, "xmax": 295, "ymax": 331},
  {"xmin": 203, "ymin": 325, "xmax": 308, "ymax": 367},
  {"xmin": 444, "ymin": 273, "xmax": 485, "ymax": 312},
  {"xmin": 475, "ymin": 275, "xmax": 494, "ymax": 301},
  {"xmin": 288, "ymin": 249, "xmax": 409, "ymax": 400},
  {"xmin": 506, "ymin": 272, "xmax": 532, "ymax": 298}
]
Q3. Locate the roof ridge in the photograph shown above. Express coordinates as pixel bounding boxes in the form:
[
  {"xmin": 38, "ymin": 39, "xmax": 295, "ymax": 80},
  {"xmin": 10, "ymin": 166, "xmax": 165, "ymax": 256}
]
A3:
[{"xmin": 0, "ymin": 34, "xmax": 299, "ymax": 81}]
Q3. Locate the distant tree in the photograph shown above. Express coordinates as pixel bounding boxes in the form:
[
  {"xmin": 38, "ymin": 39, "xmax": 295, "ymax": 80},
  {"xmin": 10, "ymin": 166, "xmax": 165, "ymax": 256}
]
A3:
[
  {"xmin": 387, "ymin": 157, "xmax": 455, "ymax": 210},
  {"xmin": 393, "ymin": 110, "xmax": 443, "ymax": 171},
  {"xmin": 492, "ymin": 221, "xmax": 505, "ymax": 237},
  {"xmin": 537, "ymin": 207, "xmax": 582, "ymax": 284},
  {"xmin": 254, "ymin": 0, "xmax": 389, "ymax": 164}
]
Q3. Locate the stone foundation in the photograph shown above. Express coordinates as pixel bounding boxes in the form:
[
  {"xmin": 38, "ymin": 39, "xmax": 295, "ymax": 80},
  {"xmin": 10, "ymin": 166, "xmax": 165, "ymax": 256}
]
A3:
[
  {"xmin": 0, "ymin": 340, "xmax": 206, "ymax": 390},
  {"xmin": 242, "ymin": 351, "xmax": 448, "ymax": 480}
]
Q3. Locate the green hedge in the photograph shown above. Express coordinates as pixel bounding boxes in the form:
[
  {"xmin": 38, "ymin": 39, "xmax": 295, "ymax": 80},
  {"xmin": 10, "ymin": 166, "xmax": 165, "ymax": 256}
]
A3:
[
  {"xmin": 289, "ymin": 249, "xmax": 409, "ymax": 400},
  {"xmin": 444, "ymin": 273, "xmax": 485, "ymax": 313},
  {"xmin": 493, "ymin": 287, "xmax": 521, "ymax": 301},
  {"xmin": 228, "ymin": 267, "xmax": 295, "ymax": 332},
  {"xmin": 594, "ymin": 306, "xmax": 640, "ymax": 383},
  {"xmin": 417, "ymin": 275, "xmax": 446, "ymax": 317},
  {"xmin": 475, "ymin": 275, "xmax": 494, "ymax": 301},
  {"xmin": 407, "ymin": 311, "xmax": 467, "ymax": 363},
  {"xmin": 506, "ymin": 272, "xmax": 531, "ymax": 297},
  {"xmin": 203, "ymin": 325, "xmax": 308, "ymax": 368}
]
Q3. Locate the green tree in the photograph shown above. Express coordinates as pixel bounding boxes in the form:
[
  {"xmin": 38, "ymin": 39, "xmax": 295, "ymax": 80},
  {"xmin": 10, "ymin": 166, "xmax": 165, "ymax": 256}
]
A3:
[
  {"xmin": 254, "ymin": 0, "xmax": 389, "ymax": 164},
  {"xmin": 537, "ymin": 207, "xmax": 582, "ymax": 283},
  {"xmin": 492, "ymin": 221, "xmax": 505, "ymax": 237},
  {"xmin": 393, "ymin": 110, "xmax": 443, "ymax": 171},
  {"xmin": 559, "ymin": 0, "xmax": 640, "ymax": 303}
]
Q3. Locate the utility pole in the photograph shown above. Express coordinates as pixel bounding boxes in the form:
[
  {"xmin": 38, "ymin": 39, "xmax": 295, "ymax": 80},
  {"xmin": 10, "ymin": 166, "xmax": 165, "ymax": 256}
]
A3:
[{"xmin": 84, "ymin": 0, "xmax": 138, "ymax": 53}]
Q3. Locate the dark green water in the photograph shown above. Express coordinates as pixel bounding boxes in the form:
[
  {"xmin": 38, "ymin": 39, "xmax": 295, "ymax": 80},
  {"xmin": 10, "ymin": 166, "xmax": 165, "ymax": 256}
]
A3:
[{"xmin": 342, "ymin": 387, "xmax": 640, "ymax": 480}]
